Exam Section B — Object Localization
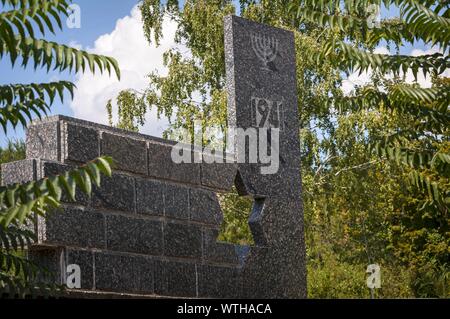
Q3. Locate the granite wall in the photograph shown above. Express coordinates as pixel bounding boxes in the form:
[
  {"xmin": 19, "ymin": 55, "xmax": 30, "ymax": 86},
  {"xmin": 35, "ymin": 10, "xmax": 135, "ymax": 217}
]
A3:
[{"xmin": 2, "ymin": 115, "xmax": 244, "ymax": 298}]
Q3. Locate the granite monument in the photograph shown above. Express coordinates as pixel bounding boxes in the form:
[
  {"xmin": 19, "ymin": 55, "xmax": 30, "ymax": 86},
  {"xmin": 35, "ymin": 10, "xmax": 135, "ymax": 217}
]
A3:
[{"xmin": 1, "ymin": 15, "xmax": 306, "ymax": 299}]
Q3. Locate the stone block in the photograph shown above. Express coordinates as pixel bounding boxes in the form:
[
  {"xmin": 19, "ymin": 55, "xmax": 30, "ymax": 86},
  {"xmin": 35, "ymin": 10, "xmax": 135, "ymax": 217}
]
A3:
[
  {"xmin": 164, "ymin": 222, "xmax": 202, "ymax": 259},
  {"xmin": 106, "ymin": 214, "xmax": 163, "ymax": 255},
  {"xmin": 26, "ymin": 121, "xmax": 60, "ymax": 161},
  {"xmin": 101, "ymin": 133, "xmax": 147, "ymax": 175},
  {"xmin": 148, "ymin": 142, "xmax": 200, "ymax": 185},
  {"xmin": 201, "ymin": 157, "xmax": 237, "ymax": 191},
  {"xmin": 198, "ymin": 265, "xmax": 240, "ymax": 298},
  {"xmin": 133, "ymin": 255, "xmax": 155, "ymax": 294},
  {"xmin": 41, "ymin": 161, "xmax": 89, "ymax": 205},
  {"xmin": 62, "ymin": 122, "xmax": 99, "ymax": 164},
  {"xmin": 240, "ymin": 245, "xmax": 306, "ymax": 298},
  {"xmin": 65, "ymin": 248, "xmax": 94, "ymax": 290},
  {"xmin": 154, "ymin": 261, "xmax": 197, "ymax": 297},
  {"xmin": 164, "ymin": 183, "xmax": 189, "ymax": 220},
  {"xmin": 94, "ymin": 252, "xmax": 154, "ymax": 294},
  {"xmin": 92, "ymin": 173, "xmax": 135, "ymax": 212},
  {"xmin": 28, "ymin": 247, "xmax": 64, "ymax": 285},
  {"xmin": 135, "ymin": 178, "xmax": 164, "ymax": 216},
  {"xmin": 94, "ymin": 252, "xmax": 136, "ymax": 293},
  {"xmin": 39, "ymin": 207, "xmax": 105, "ymax": 249},
  {"xmin": 189, "ymin": 188, "xmax": 223, "ymax": 226},
  {"xmin": 203, "ymin": 229, "xmax": 239, "ymax": 265},
  {"xmin": 1, "ymin": 159, "xmax": 37, "ymax": 186}
]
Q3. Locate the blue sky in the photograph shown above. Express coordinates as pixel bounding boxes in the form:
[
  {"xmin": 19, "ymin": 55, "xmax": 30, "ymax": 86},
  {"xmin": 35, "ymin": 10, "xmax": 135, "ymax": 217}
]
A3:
[
  {"xmin": 1, "ymin": 0, "xmax": 140, "ymax": 146},
  {"xmin": 0, "ymin": 1, "xmax": 437, "ymax": 147},
  {"xmin": 1, "ymin": 0, "xmax": 139, "ymax": 86}
]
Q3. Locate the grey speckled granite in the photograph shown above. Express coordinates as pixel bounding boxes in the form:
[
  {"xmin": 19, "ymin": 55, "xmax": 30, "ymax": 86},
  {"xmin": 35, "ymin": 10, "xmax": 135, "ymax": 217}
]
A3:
[
  {"xmin": 225, "ymin": 15, "xmax": 306, "ymax": 298},
  {"xmin": 2, "ymin": 16, "xmax": 306, "ymax": 299}
]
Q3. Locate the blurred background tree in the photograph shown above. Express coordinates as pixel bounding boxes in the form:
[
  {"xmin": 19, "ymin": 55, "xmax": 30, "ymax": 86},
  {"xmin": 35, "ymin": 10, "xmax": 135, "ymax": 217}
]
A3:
[{"xmin": 0, "ymin": 0, "xmax": 118, "ymax": 297}]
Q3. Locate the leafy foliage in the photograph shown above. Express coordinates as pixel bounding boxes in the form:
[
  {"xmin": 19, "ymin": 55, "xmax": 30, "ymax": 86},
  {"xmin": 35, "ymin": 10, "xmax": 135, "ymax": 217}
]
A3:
[
  {"xmin": 0, "ymin": 157, "xmax": 112, "ymax": 228},
  {"xmin": 291, "ymin": 0, "xmax": 449, "ymax": 216},
  {"xmin": 0, "ymin": 0, "xmax": 120, "ymax": 131},
  {"xmin": 108, "ymin": 0, "xmax": 233, "ymax": 138},
  {"xmin": 291, "ymin": 0, "xmax": 449, "ymax": 297},
  {"xmin": 106, "ymin": 90, "xmax": 147, "ymax": 132},
  {"xmin": 0, "ymin": 0, "xmax": 119, "ymax": 297},
  {"xmin": 0, "ymin": 81, "xmax": 74, "ymax": 131},
  {"xmin": 0, "ymin": 157, "xmax": 113, "ymax": 297},
  {"xmin": 217, "ymin": 188, "xmax": 254, "ymax": 245}
]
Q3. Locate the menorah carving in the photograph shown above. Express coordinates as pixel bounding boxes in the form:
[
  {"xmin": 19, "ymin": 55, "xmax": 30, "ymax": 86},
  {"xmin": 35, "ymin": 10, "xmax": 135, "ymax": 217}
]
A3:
[{"xmin": 250, "ymin": 32, "xmax": 279, "ymax": 70}]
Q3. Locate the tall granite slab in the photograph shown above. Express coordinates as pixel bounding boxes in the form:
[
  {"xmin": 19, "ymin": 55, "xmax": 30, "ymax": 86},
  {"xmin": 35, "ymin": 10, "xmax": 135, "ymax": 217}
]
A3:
[{"xmin": 225, "ymin": 15, "xmax": 306, "ymax": 298}]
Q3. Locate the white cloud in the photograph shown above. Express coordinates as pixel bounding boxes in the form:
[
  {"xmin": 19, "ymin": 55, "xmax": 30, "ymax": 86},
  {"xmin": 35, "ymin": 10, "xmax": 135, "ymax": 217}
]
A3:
[
  {"xmin": 341, "ymin": 70, "xmax": 371, "ymax": 95},
  {"xmin": 70, "ymin": 6, "xmax": 177, "ymax": 137},
  {"xmin": 68, "ymin": 40, "xmax": 83, "ymax": 50},
  {"xmin": 405, "ymin": 47, "xmax": 450, "ymax": 88},
  {"xmin": 341, "ymin": 46, "xmax": 449, "ymax": 95},
  {"xmin": 341, "ymin": 47, "xmax": 389, "ymax": 95}
]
